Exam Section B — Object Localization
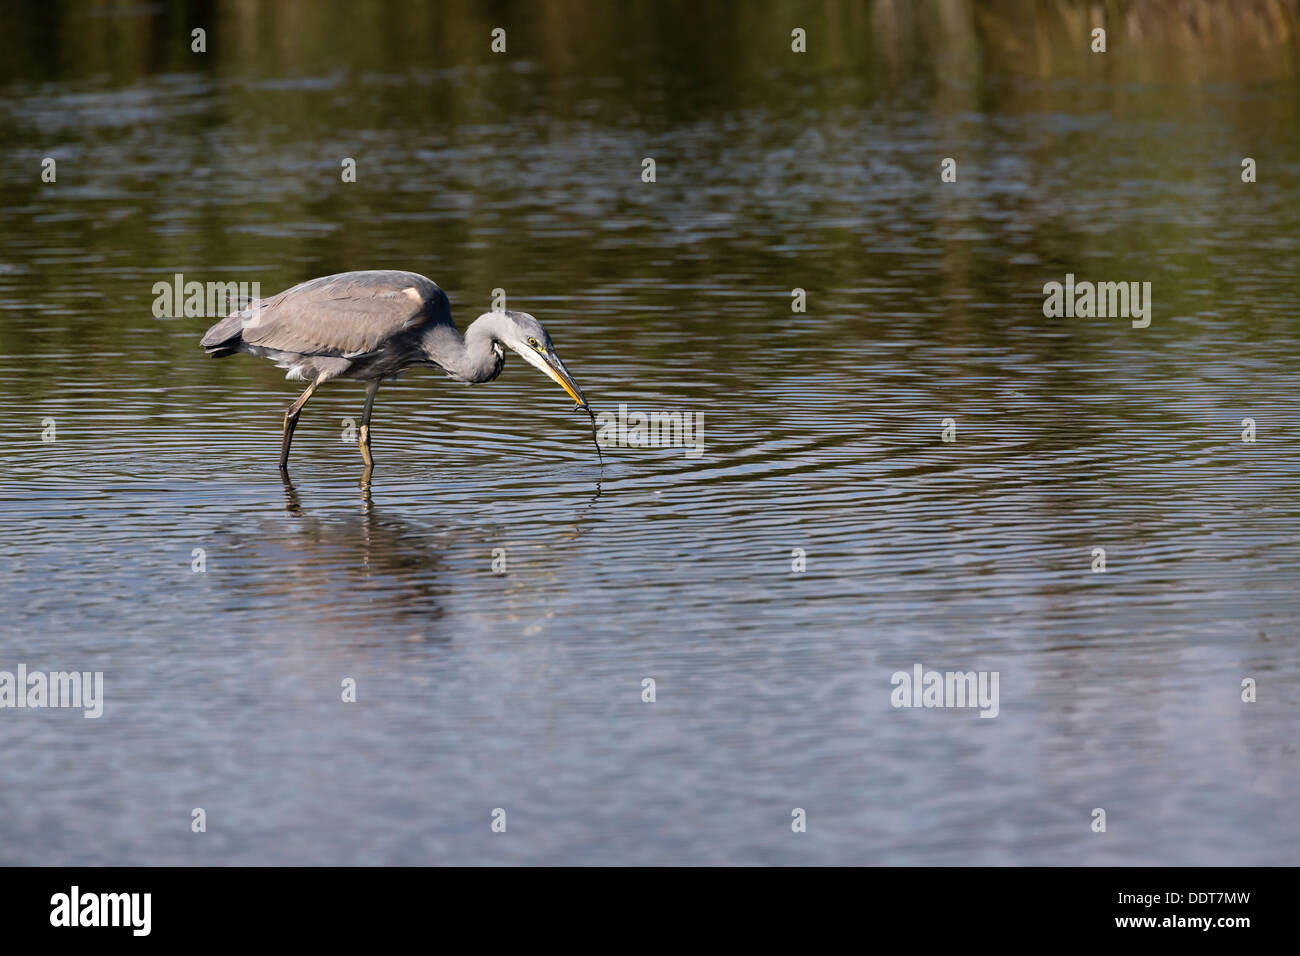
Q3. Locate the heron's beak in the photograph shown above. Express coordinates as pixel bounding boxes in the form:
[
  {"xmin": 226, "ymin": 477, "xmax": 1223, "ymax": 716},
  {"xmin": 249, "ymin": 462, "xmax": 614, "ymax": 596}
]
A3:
[
  {"xmin": 520, "ymin": 344, "xmax": 601, "ymax": 463},
  {"xmin": 539, "ymin": 350, "xmax": 588, "ymax": 410}
]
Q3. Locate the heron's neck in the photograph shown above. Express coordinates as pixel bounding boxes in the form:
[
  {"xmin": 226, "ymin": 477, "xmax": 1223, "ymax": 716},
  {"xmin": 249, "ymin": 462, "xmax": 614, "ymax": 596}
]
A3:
[{"xmin": 422, "ymin": 312, "xmax": 506, "ymax": 384}]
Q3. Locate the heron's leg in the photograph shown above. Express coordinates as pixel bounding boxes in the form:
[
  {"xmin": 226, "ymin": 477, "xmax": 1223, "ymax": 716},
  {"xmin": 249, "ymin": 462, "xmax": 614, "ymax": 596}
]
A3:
[
  {"xmin": 358, "ymin": 380, "xmax": 380, "ymax": 468},
  {"xmin": 279, "ymin": 377, "xmax": 322, "ymax": 472}
]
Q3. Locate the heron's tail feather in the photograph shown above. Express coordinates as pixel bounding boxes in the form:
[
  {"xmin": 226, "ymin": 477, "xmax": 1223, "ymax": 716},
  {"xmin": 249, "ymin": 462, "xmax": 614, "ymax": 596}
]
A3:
[{"xmin": 200, "ymin": 312, "xmax": 246, "ymax": 357}]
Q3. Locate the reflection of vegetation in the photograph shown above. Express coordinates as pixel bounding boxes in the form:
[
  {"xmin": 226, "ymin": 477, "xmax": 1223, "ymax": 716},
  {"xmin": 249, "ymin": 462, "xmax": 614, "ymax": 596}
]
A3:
[
  {"xmin": 1, "ymin": 1, "xmax": 1296, "ymax": 88},
  {"xmin": 0, "ymin": 0, "xmax": 1296, "ymax": 402}
]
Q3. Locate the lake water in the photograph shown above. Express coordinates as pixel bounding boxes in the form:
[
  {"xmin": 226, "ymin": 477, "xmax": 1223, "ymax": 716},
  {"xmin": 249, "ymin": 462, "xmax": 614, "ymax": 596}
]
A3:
[{"xmin": 1, "ymin": 1, "xmax": 1297, "ymax": 865}]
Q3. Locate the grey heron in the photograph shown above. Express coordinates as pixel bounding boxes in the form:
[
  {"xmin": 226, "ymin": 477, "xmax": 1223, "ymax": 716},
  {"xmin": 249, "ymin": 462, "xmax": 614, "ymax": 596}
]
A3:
[{"xmin": 199, "ymin": 270, "xmax": 597, "ymax": 472}]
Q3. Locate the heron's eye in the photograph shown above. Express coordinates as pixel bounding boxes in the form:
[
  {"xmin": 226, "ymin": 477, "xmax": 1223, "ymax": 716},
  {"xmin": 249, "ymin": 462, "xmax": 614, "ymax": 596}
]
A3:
[{"xmin": 527, "ymin": 337, "xmax": 539, "ymax": 349}]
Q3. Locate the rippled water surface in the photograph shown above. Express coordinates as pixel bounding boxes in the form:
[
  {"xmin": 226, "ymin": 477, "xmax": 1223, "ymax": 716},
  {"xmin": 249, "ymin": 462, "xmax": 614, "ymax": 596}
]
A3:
[{"xmin": 2, "ymin": 1, "xmax": 1299, "ymax": 865}]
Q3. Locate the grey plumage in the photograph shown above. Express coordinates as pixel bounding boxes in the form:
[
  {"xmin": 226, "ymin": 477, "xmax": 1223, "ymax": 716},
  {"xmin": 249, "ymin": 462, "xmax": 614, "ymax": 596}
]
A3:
[{"xmin": 200, "ymin": 270, "xmax": 594, "ymax": 472}]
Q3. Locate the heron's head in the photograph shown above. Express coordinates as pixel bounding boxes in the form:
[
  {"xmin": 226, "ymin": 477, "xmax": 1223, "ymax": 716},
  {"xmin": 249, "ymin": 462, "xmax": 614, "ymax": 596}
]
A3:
[{"xmin": 485, "ymin": 310, "xmax": 589, "ymax": 410}]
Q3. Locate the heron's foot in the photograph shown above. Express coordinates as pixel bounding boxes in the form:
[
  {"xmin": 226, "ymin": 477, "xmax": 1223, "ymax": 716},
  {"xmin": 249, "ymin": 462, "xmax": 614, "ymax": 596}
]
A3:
[{"xmin": 358, "ymin": 424, "xmax": 374, "ymax": 468}]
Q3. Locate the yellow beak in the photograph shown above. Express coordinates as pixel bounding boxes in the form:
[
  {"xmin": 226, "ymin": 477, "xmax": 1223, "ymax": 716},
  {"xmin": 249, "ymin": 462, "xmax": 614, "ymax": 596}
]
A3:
[{"xmin": 539, "ymin": 350, "xmax": 588, "ymax": 409}]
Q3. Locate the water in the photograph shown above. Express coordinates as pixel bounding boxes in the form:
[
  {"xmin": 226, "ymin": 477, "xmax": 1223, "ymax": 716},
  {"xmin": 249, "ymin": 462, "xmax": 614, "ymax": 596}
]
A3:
[{"xmin": 1, "ymin": 1, "xmax": 1298, "ymax": 865}]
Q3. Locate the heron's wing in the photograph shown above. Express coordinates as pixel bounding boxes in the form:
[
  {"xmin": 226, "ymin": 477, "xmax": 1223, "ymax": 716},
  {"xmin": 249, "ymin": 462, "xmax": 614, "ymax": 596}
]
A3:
[{"xmin": 237, "ymin": 271, "xmax": 445, "ymax": 358}]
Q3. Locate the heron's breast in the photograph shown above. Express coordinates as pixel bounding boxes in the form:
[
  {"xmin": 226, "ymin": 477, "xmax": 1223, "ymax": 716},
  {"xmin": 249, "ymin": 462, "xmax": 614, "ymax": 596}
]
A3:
[{"xmin": 343, "ymin": 348, "xmax": 425, "ymax": 382}]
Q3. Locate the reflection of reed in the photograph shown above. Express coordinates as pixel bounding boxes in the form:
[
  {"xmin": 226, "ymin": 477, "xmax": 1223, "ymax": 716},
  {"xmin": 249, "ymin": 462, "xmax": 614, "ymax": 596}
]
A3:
[
  {"xmin": 970, "ymin": 0, "xmax": 1297, "ymax": 82},
  {"xmin": 1, "ymin": 1, "xmax": 1294, "ymax": 89},
  {"xmin": 1, "ymin": 0, "xmax": 1295, "ymax": 397}
]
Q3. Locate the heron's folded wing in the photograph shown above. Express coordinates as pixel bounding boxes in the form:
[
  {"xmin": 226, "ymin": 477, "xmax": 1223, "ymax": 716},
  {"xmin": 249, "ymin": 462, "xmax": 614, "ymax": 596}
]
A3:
[{"xmin": 239, "ymin": 277, "xmax": 434, "ymax": 357}]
